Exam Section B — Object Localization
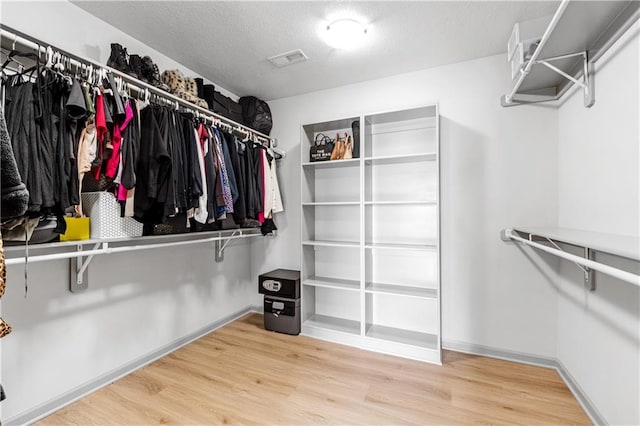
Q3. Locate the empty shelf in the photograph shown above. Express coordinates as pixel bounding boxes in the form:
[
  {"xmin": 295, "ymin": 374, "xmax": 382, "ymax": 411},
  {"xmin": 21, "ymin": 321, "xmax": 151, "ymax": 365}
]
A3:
[
  {"xmin": 303, "ymin": 240, "xmax": 360, "ymax": 248},
  {"xmin": 303, "ymin": 201, "xmax": 360, "ymax": 206},
  {"xmin": 365, "ymin": 282, "xmax": 437, "ymax": 299},
  {"xmin": 365, "ymin": 324, "xmax": 438, "ymax": 350},
  {"xmin": 303, "ymin": 276, "xmax": 360, "ymax": 291},
  {"xmin": 513, "ymin": 227, "xmax": 640, "ymax": 261},
  {"xmin": 503, "ymin": 0, "xmax": 638, "ymax": 105},
  {"xmin": 365, "ymin": 242, "xmax": 437, "ymax": 251},
  {"xmin": 304, "ymin": 315, "xmax": 360, "ymax": 335},
  {"xmin": 302, "ymin": 158, "xmax": 360, "ymax": 169},
  {"xmin": 364, "ymin": 152, "xmax": 436, "ymax": 165},
  {"xmin": 365, "ymin": 200, "xmax": 437, "ymax": 206}
]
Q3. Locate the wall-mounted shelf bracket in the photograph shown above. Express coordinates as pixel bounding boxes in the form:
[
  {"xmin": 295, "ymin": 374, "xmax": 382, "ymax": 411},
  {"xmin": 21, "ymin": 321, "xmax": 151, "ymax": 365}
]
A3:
[
  {"xmin": 534, "ymin": 51, "xmax": 594, "ymax": 107},
  {"xmin": 69, "ymin": 242, "xmax": 103, "ymax": 293},
  {"xmin": 215, "ymin": 231, "xmax": 240, "ymax": 262},
  {"xmin": 538, "ymin": 235, "xmax": 595, "ymax": 291}
]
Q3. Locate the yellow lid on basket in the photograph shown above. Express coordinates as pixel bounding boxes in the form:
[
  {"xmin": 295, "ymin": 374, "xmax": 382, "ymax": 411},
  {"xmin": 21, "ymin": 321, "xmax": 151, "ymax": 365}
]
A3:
[{"xmin": 60, "ymin": 217, "xmax": 91, "ymax": 241}]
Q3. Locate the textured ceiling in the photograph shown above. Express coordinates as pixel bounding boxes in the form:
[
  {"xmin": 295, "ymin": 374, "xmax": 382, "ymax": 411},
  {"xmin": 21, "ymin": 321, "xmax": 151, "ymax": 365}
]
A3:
[{"xmin": 72, "ymin": 1, "xmax": 560, "ymax": 101}]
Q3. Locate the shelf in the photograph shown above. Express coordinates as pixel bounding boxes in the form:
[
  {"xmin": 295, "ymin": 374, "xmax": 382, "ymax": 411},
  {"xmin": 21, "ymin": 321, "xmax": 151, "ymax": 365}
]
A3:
[
  {"xmin": 503, "ymin": 0, "xmax": 639, "ymax": 106},
  {"xmin": 304, "ymin": 315, "xmax": 360, "ymax": 335},
  {"xmin": 302, "ymin": 201, "xmax": 360, "ymax": 207},
  {"xmin": 512, "ymin": 227, "xmax": 640, "ymax": 261},
  {"xmin": 302, "ymin": 240, "xmax": 360, "ymax": 248},
  {"xmin": 365, "ymin": 282, "xmax": 437, "ymax": 299},
  {"xmin": 302, "ymin": 158, "xmax": 360, "ymax": 169},
  {"xmin": 364, "ymin": 152, "xmax": 436, "ymax": 165},
  {"xmin": 3, "ymin": 228, "xmax": 262, "ymax": 256},
  {"xmin": 365, "ymin": 242, "xmax": 437, "ymax": 251},
  {"xmin": 365, "ymin": 200, "xmax": 437, "ymax": 206},
  {"xmin": 303, "ymin": 276, "xmax": 360, "ymax": 292},
  {"xmin": 365, "ymin": 324, "xmax": 438, "ymax": 350}
]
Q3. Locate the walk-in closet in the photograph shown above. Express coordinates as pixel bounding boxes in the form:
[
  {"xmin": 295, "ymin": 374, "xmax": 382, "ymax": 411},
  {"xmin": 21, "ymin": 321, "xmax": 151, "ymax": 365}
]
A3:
[{"xmin": 0, "ymin": 1, "xmax": 638, "ymax": 425}]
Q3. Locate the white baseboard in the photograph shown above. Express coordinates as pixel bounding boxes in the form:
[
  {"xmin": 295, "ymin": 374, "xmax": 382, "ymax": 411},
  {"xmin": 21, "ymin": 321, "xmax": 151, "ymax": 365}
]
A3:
[
  {"xmin": 443, "ymin": 340, "xmax": 605, "ymax": 425},
  {"xmin": 442, "ymin": 339, "xmax": 557, "ymax": 368},
  {"xmin": 556, "ymin": 359, "xmax": 606, "ymax": 425},
  {"xmin": 4, "ymin": 306, "xmax": 254, "ymax": 426}
]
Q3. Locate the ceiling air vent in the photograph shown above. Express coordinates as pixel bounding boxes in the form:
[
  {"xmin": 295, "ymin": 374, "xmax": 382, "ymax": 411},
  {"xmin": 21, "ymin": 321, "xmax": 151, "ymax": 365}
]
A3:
[{"xmin": 268, "ymin": 49, "xmax": 308, "ymax": 68}]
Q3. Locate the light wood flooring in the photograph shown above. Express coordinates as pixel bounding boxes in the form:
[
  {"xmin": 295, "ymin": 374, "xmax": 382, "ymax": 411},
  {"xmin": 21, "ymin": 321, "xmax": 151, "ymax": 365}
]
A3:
[{"xmin": 39, "ymin": 313, "xmax": 590, "ymax": 425}]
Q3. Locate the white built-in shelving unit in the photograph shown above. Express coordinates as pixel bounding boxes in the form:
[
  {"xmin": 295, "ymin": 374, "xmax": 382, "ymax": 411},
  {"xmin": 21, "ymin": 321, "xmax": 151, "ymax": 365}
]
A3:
[{"xmin": 300, "ymin": 105, "xmax": 441, "ymax": 363}]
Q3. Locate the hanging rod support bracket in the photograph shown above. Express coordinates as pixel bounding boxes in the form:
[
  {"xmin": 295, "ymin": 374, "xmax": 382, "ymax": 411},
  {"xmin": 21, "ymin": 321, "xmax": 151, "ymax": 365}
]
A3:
[
  {"xmin": 585, "ymin": 247, "xmax": 595, "ymax": 291},
  {"xmin": 215, "ymin": 231, "xmax": 241, "ymax": 262},
  {"xmin": 69, "ymin": 242, "xmax": 103, "ymax": 293}
]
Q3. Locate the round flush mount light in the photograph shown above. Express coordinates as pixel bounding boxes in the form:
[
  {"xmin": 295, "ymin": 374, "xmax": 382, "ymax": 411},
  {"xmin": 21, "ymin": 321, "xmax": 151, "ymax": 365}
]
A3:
[{"xmin": 324, "ymin": 19, "xmax": 368, "ymax": 50}]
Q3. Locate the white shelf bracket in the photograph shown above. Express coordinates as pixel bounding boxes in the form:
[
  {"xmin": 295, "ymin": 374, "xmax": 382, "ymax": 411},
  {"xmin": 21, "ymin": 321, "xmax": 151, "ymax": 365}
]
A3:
[
  {"xmin": 534, "ymin": 51, "xmax": 595, "ymax": 107},
  {"xmin": 542, "ymin": 237, "xmax": 595, "ymax": 291},
  {"xmin": 69, "ymin": 242, "xmax": 104, "ymax": 293},
  {"xmin": 215, "ymin": 231, "xmax": 241, "ymax": 262}
]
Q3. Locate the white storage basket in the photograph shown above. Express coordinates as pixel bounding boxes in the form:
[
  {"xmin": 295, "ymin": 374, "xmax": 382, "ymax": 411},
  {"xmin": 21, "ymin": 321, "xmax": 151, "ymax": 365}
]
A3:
[{"xmin": 81, "ymin": 192, "xmax": 143, "ymax": 239}]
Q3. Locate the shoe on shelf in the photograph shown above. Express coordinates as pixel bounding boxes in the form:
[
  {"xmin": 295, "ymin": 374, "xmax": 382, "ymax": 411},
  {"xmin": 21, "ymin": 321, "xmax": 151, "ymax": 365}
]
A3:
[
  {"xmin": 106, "ymin": 43, "xmax": 136, "ymax": 77},
  {"xmin": 141, "ymin": 56, "xmax": 170, "ymax": 92}
]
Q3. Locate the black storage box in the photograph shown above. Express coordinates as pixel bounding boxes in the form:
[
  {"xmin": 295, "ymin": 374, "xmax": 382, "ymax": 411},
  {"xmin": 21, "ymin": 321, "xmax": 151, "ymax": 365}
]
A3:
[
  {"xmin": 213, "ymin": 91, "xmax": 243, "ymax": 124},
  {"xmin": 264, "ymin": 296, "xmax": 300, "ymax": 335},
  {"xmin": 258, "ymin": 269, "xmax": 300, "ymax": 299}
]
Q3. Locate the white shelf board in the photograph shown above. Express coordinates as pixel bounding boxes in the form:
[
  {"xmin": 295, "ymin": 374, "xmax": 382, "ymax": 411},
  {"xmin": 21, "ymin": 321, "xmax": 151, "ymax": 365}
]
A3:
[
  {"xmin": 365, "ymin": 324, "xmax": 438, "ymax": 350},
  {"xmin": 3, "ymin": 228, "xmax": 262, "ymax": 254},
  {"xmin": 302, "ymin": 158, "xmax": 360, "ymax": 169},
  {"xmin": 365, "ymin": 242, "xmax": 437, "ymax": 251},
  {"xmin": 365, "ymin": 282, "xmax": 438, "ymax": 299},
  {"xmin": 302, "ymin": 201, "xmax": 360, "ymax": 206},
  {"xmin": 508, "ymin": 1, "xmax": 638, "ymax": 98},
  {"xmin": 304, "ymin": 314, "xmax": 360, "ymax": 335},
  {"xmin": 302, "ymin": 240, "xmax": 360, "ymax": 248},
  {"xmin": 364, "ymin": 152, "xmax": 436, "ymax": 165},
  {"xmin": 303, "ymin": 276, "xmax": 360, "ymax": 292},
  {"xmin": 370, "ymin": 124, "xmax": 437, "ymax": 136},
  {"xmin": 513, "ymin": 227, "xmax": 640, "ymax": 261},
  {"xmin": 365, "ymin": 200, "xmax": 437, "ymax": 206}
]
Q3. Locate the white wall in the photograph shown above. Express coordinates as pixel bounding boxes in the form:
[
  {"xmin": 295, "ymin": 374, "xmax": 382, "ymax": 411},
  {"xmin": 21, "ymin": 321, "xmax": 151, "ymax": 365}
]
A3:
[
  {"xmin": 252, "ymin": 52, "xmax": 561, "ymax": 358},
  {"xmin": 556, "ymin": 23, "xmax": 639, "ymax": 425},
  {"xmin": 0, "ymin": 1, "xmax": 255, "ymax": 422},
  {"xmin": 0, "ymin": 0, "xmax": 237, "ymax": 99}
]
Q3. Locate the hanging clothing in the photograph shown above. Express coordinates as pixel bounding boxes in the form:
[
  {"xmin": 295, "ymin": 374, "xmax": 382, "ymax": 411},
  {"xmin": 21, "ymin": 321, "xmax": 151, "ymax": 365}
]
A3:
[
  {"xmin": 133, "ymin": 105, "xmax": 172, "ymax": 224},
  {"xmin": 0, "ymin": 107, "xmax": 29, "ymax": 220},
  {"xmin": 262, "ymin": 147, "xmax": 284, "ymax": 218}
]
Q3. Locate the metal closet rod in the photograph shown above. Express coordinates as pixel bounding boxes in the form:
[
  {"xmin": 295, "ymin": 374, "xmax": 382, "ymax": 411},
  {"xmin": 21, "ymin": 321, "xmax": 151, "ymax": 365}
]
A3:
[
  {"xmin": 503, "ymin": 229, "xmax": 640, "ymax": 287},
  {"xmin": 0, "ymin": 24, "xmax": 273, "ymax": 144},
  {"xmin": 4, "ymin": 230, "xmax": 262, "ymax": 266}
]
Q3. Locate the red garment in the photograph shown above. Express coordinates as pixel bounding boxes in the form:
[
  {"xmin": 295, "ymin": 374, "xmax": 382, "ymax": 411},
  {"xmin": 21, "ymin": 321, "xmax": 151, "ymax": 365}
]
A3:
[
  {"xmin": 258, "ymin": 147, "xmax": 265, "ymax": 223},
  {"xmin": 105, "ymin": 125, "xmax": 121, "ymax": 179},
  {"xmin": 197, "ymin": 123, "xmax": 209, "ymax": 151}
]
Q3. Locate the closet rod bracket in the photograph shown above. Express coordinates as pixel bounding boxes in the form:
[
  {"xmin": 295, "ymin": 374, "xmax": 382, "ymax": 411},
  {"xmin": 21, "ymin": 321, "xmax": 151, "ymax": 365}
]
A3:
[
  {"xmin": 215, "ymin": 231, "xmax": 241, "ymax": 262},
  {"xmin": 69, "ymin": 242, "xmax": 104, "ymax": 293},
  {"xmin": 533, "ymin": 51, "xmax": 594, "ymax": 107}
]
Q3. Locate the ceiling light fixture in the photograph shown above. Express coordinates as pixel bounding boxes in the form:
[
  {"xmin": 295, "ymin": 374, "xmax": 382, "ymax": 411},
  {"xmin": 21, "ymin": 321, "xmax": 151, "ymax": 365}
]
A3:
[{"xmin": 324, "ymin": 19, "xmax": 368, "ymax": 50}]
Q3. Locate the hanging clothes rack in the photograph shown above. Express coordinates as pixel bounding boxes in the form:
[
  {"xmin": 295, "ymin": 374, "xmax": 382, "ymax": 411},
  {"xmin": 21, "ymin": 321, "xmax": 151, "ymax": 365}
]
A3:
[{"xmin": 0, "ymin": 24, "xmax": 280, "ymax": 151}]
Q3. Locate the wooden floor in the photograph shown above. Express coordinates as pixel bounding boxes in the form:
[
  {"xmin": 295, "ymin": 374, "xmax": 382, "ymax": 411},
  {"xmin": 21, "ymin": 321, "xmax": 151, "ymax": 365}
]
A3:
[{"xmin": 39, "ymin": 313, "xmax": 590, "ymax": 425}]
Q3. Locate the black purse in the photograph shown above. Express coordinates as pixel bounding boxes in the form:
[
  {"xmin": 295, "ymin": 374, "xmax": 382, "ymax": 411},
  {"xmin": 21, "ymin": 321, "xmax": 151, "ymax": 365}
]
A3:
[{"xmin": 310, "ymin": 133, "xmax": 334, "ymax": 162}]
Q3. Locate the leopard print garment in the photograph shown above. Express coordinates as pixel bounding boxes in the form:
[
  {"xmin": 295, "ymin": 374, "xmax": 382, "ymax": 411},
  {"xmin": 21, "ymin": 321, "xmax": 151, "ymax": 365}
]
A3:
[
  {"xmin": 0, "ymin": 318, "xmax": 11, "ymax": 338},
  {"xmin": 161, "ymin": 69, "xmax": 186, "ymax": 94},
  {"xmin": 0, "ymin": 235, "xmax": 10, "ymax": 338}
]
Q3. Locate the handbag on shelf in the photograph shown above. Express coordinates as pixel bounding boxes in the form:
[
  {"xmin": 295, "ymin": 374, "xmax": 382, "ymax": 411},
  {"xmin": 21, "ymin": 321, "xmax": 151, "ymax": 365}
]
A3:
[
  {"xmin": 310, "ymin": 133, "xmax": 334, "ymax": 162},
  {"xmin": 330, "ymin": 132, "xmax": 346, "ymax": 161},
  {"xmin": 343, "ymin": 133, "xmax": 354, "ymax": 159}
]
